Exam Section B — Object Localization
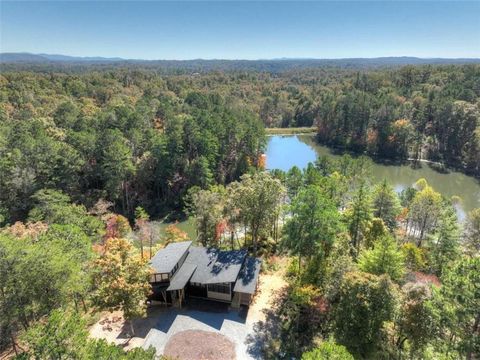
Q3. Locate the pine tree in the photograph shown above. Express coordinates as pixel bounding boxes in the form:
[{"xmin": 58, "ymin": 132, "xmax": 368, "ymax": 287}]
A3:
[
  {"xmin": 372, "ymin": 179, "xmax": 401, "ymax": 230},
  {"xmin": 344, "ymin": 181, "xmax": 373, "ymax": 254},
  {"xmin": 359, "ymin": 235, "xmax": 405, "ymax": 282}
]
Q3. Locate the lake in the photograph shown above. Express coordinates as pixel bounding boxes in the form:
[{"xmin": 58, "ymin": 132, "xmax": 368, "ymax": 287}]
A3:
[{"xmin": 266, "ymin": 134, "xmax": 480, "ymax": 219}]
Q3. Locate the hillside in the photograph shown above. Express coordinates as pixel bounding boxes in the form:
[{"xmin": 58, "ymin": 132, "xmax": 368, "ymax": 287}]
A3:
[{"xmin": 1, "ymin": 53, "xmax": 480, "ymax": 73}]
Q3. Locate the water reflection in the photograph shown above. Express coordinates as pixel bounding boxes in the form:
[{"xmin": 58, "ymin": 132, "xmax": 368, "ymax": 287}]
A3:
[{"xmin": 266, "ymin": 134, "xmax": 480, "ymax": 218}]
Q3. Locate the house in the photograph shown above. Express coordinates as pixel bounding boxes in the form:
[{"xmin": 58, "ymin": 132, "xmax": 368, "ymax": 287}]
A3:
[{"xmin": 149, "ymin": 241, "xmax": 262, "ymax": 308}]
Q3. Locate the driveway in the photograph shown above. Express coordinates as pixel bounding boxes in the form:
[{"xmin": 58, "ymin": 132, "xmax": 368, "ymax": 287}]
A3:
[
  {"xmin": 142, "ymin": 306, "xmax": 257, "ymax": 359},
  {"xmin": 141, "ymin": 265, "xmax": 288, "ymax": 360},
  {"xmin": 90, "ymin": 264, "xmax": 288, "ymax": 359}
]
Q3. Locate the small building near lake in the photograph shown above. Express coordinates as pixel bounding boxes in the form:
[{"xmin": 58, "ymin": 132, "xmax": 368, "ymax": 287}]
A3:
[{"xmin": 149, "ymin": 241, "xmax": 261, "ymax": 308}]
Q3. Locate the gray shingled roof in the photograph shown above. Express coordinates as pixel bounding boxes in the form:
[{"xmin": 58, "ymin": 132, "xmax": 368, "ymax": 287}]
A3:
[
  {"xmin": 204, "ymin": 249, "xmax": 247, "ymax": 284},
  {"xmin": 234, "ymin": 257, "xmax": 262, "ymax": 294},
  {"xmin": 149, "ymin": 241, "xmax": 192, "ymax": 274},
  {"xmin": 185, "ymin": 246, "xmax": 247, "ymax": 285},
  {"xmin": 167, "ymin": 263, "xmax": 197, "ymax": 291},
  {"xmin": 184, "ymin": 247, "xmax": 218, "ymax": 283}
]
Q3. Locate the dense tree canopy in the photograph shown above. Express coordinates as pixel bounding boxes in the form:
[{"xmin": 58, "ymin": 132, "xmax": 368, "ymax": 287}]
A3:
[
  {"xmin": 19, "ymin": 310, "xmax": 156, "ymax": 360},
  {"xmin": 301, "ymin": 341, "xmax": 354, "ymax": 360},
  {"xmin": 0, "ymin": 71, "xmax": 266, "ymax": 224},
  {"xmin": 1, "ymin": 63, "xmax": 479, "ymax": 359},
  {"xmin": 358, "ymin": 234, "xmax": 405, "ymax": 281},
  {"xmin": 273, "ymin": 155, "xmax": 479, "ymax": 360},
  {"xmin": 333, "ymin": 271, "xmax": 398, "ymax": 358}
]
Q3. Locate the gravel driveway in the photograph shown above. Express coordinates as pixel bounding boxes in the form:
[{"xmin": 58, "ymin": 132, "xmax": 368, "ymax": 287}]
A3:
[
  {"xmin": 142, "ymin": 307, "xmax": 256, "ymax": 360},
  {"xmin": 141, "ymin": 267, "xmax": 288, "ymax": 360}
]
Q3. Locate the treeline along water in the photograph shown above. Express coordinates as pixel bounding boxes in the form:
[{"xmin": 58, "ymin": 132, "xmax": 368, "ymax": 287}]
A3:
[{"xmin": 266, "ymin": 134, "xmax": 480, "ymax": 218}]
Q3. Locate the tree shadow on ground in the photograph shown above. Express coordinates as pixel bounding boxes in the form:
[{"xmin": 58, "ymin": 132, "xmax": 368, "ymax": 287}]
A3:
[
  {"xmin": 117, "ymin": 306, "xmax": 168, "ymax": 340},
  {"xmin": 245, "ymin": 289, "xmax": 285, "ymax": 359},
  {"xmin": 246, "ymin": 284, "xmax": 328, "ymax": 360}
]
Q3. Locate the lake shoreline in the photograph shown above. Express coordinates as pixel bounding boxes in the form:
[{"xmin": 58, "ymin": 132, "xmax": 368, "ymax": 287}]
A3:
[
  {"xmin": 272, "ymin": 132, "xmax": 479, "ymax": 181},
  {"xmin": 323, "ymin": 142, "xmax": 479, "ymax": 180},
  {"xmin": 266, "ymin": 134, "xmax": 480, "ymax": 215},
  {"xmin": 265, "ymin": 127, "xmax": 317, "ymax": 135}
]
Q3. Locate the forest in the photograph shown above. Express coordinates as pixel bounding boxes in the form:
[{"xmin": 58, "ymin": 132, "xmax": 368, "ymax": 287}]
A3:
[
  {"xmin": 0, "ymin": 63, "xmax": 479, "ymax": 359},
  {"xmin": 1, "ymin": 65, "xmax": 479, "ymax": 224},
  {"xmin": 188, "ymin": 158, "xmax": 480, "ymax": 359}
]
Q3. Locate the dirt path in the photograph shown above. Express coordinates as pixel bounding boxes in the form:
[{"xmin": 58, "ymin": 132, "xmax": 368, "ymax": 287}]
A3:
[{"xmin": 247, "ymin": 257, "xmax": 288, "ymax": 324}]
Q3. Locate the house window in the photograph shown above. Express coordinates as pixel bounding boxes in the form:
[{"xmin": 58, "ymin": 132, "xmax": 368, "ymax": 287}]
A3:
[
  {"xmin": 208, "ymin": 283, "xmax": 230, "ymax": 294},
  {"xmin": 150, "ymin": 273, "xmax": 169, "ymax": 283}
]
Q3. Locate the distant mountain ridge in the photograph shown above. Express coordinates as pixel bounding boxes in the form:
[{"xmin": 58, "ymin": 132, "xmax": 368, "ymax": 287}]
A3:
[
  {"xmin": 0, "ymin": 53, "xmax": 125, "ymax": 63},
  {"xmin": 1, "ymin": 52, "xmax": 480, "ymax": 72}
]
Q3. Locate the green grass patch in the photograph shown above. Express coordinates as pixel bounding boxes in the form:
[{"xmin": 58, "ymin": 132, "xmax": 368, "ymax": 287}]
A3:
[{"xmin": 266, "ymin": 127, "xmax": 317, "ymax": 135}]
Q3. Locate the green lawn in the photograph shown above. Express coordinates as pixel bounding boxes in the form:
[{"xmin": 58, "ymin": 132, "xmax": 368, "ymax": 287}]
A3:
[
  {"xmin": 265, "ymin": 127, "xmax": 317, "ymax": 135},
  {"xmin": 150, "ymin": 217, "xmax": 197, "ymax": 242}
]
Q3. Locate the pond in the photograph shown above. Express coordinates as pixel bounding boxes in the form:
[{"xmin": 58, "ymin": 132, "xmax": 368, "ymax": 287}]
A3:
[{"xmin": 266, "ymin": 134, "xmax": 480, "ymax": 219}]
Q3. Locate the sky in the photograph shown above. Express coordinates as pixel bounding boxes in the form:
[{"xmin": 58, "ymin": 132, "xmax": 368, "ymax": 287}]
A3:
[{"xmin": 1, "ymin": 1, "xmax": 479, "ymax": 60}]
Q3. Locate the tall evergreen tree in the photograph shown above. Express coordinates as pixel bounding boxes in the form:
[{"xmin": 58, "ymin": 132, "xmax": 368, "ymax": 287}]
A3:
[
  {"xmin": 463, "ymin": 208, "xmax": 480, "ymax": 256},
  {"xmin": 344, "ymin": 181, "xmax": 373, "ymax": 254},
  {"xmin": 283, "ymin": 185, "xmax": 343, "ymax": 275},
  {"xmin": 359, "ymin": 235, "xmax": 405, "ymax": 282},
  {"xmin": 428, "ymin": 205, "xmax": 460, "ymax": 276},
  {"xmin": 372, "ymin": 179, "xmax": 401, "ymax": 230}
]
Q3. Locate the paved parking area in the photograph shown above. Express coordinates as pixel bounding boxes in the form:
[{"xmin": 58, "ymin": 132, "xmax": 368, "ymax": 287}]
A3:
[
  {"xmin": 142, "ymin": 307, "xmax": 256, "ymax": 359},
  {"xmin": 90, "ymin": 267, "xmax": 288, "ymax": 359}
]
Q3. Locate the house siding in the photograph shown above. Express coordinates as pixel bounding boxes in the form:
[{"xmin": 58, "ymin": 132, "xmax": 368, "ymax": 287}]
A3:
[
  {"xmin": 207, "ymin": 291, "xmax": 231, "ymax": 302},
  {"xmin": 239, "ymin": 292, "xmax": 251, "ymax": 305}
]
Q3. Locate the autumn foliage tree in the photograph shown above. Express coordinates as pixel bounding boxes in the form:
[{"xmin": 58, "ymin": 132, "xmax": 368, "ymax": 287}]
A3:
[
  {"xmin": 164, "ymin": 223, "xmax": 189, "ymax": 245},
  {"xmin": 407, "ymin": 179, "xmax": 443, "ymax": 245},
  {"xmin": 104, "ymin": 214, "xmax": 131, "ymax": 241},
  {"xmin": 90, "ymin": 238, "xmax": 152, "ymax": 336}
]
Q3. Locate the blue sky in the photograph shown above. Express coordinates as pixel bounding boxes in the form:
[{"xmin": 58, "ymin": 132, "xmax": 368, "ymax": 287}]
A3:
[{"xmin": 1, "ymin": 1, "xmax": 479, "ymax": 59}]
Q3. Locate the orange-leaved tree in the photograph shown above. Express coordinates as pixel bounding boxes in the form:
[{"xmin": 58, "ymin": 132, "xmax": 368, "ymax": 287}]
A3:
[{"xmin": 90, "ymin": 238, "xmax": 152, "ymax": 336}]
